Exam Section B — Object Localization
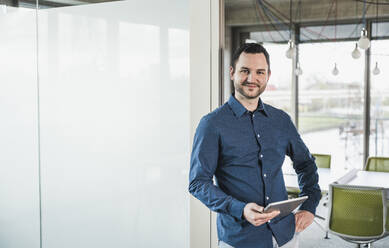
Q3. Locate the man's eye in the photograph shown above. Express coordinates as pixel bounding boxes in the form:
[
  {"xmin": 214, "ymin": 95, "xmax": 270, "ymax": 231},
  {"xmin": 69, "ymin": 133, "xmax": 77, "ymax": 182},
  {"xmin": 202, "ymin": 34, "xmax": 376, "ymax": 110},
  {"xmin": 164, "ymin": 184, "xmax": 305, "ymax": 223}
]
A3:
[
  {"xmin": 258, "ymin": 71, "xmax": 264, "ymax": 75},
  {"xmin": 241, "ymin": 70, "xmax": 249, "ymax": 74}
]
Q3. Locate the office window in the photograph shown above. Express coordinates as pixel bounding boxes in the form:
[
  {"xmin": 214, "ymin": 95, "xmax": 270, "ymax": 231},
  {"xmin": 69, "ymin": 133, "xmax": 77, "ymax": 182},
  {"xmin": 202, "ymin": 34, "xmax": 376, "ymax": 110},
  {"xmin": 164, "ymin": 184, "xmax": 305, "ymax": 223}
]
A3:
[
  {"xmin": 250, "ymin": 30, "xmax": 290, "ymax": 43},
  {"xmin": 372, "ymin": 22, "xmax": 389, "ymax": 39},
  {"xmin": 260, "ymin": 43, "xmax": 292, "ymax": 114},
  {"xmin": 298, "ymin": 41, "xmax": 365, "ymax": 170},
  {"xmin": 369, "ymin": 40, "xmax": 389, "ymax": 157}
]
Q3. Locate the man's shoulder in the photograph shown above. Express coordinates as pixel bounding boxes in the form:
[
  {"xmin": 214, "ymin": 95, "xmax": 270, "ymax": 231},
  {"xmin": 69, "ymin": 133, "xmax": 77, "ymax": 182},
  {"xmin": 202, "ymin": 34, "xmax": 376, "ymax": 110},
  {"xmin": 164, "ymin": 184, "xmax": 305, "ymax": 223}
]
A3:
[
  {"xmin": 200, "ymin": 103, "xmax": 230, "ymax": 126},
  {"xmin": 263, "ymin": 102, "xmax": 291, "ymax": 120}
]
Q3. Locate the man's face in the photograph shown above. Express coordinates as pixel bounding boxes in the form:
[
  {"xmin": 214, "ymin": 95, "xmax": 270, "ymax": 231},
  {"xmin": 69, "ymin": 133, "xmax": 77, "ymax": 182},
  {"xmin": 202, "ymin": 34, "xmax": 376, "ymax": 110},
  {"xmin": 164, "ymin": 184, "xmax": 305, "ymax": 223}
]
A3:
[{"xmin": 230, "ymin": 52, "xmax": 271, "ymax": 100}]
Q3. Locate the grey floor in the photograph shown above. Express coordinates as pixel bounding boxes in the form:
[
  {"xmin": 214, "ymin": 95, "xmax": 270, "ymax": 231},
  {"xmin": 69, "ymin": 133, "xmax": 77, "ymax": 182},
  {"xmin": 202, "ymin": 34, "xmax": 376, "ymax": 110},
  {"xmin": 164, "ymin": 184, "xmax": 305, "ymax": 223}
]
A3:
[{"xmin": 299, "ymin": 198, "xmax": 389, "ymax": 248}]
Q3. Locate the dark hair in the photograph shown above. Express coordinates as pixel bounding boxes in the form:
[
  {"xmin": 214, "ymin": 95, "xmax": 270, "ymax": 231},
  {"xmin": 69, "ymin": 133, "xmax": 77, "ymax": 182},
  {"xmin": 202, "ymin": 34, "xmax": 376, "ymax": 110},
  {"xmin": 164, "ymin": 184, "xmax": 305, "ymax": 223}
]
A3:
[{"xmin": 231, "ymin": 43, "xmax": 270, "ymax": 72}]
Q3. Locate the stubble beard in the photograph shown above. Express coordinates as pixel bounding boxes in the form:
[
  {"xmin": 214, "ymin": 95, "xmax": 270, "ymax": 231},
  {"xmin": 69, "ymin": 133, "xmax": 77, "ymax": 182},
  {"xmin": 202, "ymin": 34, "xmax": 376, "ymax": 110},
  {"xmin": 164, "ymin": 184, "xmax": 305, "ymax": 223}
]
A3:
[{"xmin": 236, "ymin": 82, "xmax": 264, "ymax": 100}]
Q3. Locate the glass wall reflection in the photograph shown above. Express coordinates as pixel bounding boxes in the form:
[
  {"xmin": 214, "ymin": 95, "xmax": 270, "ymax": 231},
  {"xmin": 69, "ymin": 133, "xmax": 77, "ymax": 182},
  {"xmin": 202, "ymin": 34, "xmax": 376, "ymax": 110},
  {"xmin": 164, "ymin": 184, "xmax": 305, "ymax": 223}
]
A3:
[
  {"xmin": 0, "ymin": 2, "xmax": 40, "ymax": 248},
  {"xmin": 37, "ymin": 0, "xmax": 189, "ymax": 247},
  {"xmin": 38, "ymin": 0, "xmax": 122, "ymax": 9}
]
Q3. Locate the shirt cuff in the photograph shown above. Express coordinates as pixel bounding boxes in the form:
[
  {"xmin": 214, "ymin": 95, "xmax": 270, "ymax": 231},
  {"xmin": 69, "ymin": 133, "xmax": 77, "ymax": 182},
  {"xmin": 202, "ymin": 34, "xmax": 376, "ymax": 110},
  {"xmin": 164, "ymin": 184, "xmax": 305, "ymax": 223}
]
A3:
[
  {"xmin": 229, "ymin": 199, "xmax": 246, "ymax": 220},
  {"xmin": 298, "ymin": 200, "xmax": 316, "ymax": 215}
]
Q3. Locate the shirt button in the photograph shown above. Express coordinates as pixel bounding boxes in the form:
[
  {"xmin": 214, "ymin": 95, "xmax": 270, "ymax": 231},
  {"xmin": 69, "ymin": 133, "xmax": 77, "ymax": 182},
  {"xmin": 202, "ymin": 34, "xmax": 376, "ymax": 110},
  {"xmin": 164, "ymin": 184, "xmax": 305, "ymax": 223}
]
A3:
[
  {"xmin": 260, "ymin": 154, "xmax": 263, "ymax": 158},
  {"xmin": 266, "ymin": 196, "xmax": 269, "ymax": 200},
  {"xmin": 268, "ymin": 220, "xmax": 271, "ymax": 223},
  {"xmin": 264, "ymin": 173, "xmax": 267, "ymax": 177},
  {"xmin": 253, "ymin": 114, "xmax": 255, "ymax": 118},
  {"xmin": 257, "ymin": 134, "xmax": 260, "ymax": 138}
]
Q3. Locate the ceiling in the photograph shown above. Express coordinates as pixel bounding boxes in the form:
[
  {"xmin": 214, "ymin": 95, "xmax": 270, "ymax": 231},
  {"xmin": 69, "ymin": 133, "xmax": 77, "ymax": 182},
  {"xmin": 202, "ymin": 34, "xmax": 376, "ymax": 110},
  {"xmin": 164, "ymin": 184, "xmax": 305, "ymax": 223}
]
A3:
[{"xmin": 225, "ymin": 0, "xmax": 389, "ymax": 27}]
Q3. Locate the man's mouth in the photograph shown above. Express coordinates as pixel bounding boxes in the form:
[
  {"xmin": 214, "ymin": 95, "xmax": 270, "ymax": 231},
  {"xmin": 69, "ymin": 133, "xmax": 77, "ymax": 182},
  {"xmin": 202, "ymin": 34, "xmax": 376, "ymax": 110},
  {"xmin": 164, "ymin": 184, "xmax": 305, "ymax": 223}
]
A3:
[{"xmin": 243, "ymin": 83, "xmax": 258, "ymax": 88}]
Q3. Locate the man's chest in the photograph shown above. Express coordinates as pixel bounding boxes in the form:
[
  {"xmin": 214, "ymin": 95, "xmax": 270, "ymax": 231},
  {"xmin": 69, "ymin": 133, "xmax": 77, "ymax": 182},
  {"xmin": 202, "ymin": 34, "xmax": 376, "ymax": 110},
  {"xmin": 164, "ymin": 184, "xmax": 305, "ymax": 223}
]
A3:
[{"xmin": 217, "ymin": 117, "xmax": 289, "ymax": 162}]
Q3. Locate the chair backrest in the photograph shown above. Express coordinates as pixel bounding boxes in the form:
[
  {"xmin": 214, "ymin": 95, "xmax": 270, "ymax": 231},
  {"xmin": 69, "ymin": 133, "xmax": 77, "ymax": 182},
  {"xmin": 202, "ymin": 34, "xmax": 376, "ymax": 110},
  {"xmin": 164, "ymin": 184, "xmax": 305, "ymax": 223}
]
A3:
[
  {"xmin": 365, "ymin": 157, "xmax": 389, "ymax": 172},
  {"xmin": 312, "ymin": 153, "xmax": 331, "ymax": 168},
  {"xmin": 328, "ymin": 184, "xmax": 386, "ymax": 239},
  {"xmin": 387, "ymin": 202, "xmax": 389, "ymax": 232}
]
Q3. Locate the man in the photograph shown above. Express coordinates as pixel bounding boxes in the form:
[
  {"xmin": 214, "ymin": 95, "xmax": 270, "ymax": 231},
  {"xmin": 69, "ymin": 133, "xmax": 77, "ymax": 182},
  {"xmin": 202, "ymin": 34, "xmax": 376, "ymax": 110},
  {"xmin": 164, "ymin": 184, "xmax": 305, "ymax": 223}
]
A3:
[{"xmin": 189, "ymin": 43, "xmax": 321, "ymax": 248}]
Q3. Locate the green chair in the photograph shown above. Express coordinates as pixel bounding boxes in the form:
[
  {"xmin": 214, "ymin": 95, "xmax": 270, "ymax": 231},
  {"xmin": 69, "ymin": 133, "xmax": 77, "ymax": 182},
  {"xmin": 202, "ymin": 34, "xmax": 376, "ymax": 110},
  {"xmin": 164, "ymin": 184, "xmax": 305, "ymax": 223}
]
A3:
[
  {"xmin": 312, "ymin": 153, "xmax": 331, "ymax": 169},
  {"xmin": 364, "ymin": 156, "xmax": 389, "ymax": 172},
  {"xmin": 327, "ymin": 184, "xmax": 388, "ymax": 247},
  {"xmin": 287, "ymin": 153, "xmax": 331, "ymax": 198},
  {"xmin": 286, "ymin": 153, "xmax": 331, "ymax": 237}
]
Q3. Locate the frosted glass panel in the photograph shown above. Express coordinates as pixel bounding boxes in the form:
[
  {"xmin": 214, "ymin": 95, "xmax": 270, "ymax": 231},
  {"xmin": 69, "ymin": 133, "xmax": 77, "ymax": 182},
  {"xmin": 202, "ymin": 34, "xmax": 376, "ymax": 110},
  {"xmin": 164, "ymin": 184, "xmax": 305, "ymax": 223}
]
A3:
[
  {"xmin": 0, "ymin": 7, "xmax": 40, "ymax": 248},
  {"xmin": 37, "ymin": 0, "xmax": 189, "ymax": 247}
]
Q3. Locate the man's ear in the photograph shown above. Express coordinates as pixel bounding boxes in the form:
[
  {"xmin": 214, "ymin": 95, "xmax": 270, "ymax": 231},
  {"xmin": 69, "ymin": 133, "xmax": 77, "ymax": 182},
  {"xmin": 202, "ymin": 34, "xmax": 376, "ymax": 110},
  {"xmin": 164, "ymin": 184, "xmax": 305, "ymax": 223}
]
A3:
[
  {"xmin": 267, "ymin": 70, "xmax": 271, "ymax": 81},
  {"xmin": 229, "ymin": 66, "xmax": 234, "ymax": 79}
]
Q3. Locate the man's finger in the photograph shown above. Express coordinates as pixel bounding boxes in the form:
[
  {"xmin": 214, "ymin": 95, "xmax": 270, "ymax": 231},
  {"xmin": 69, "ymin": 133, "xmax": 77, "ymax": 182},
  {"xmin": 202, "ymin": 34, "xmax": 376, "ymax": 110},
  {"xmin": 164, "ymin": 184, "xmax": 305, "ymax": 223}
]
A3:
[
  {"xmin": 251, "ymin": 205, "xmax": 264, "ymax": 213},
  {"xmin": 253, "ymin": 212, "xmax": 275, "ymax": 221}
]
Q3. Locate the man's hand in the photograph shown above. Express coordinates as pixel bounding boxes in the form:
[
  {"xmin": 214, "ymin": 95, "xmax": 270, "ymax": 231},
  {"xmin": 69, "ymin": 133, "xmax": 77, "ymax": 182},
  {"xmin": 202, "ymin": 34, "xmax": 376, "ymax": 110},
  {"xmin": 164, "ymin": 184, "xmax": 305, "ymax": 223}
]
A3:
[
  {"xmin": 295, "ymin": 210, "xmax": 314, "ymax": 232},
  {"xmin": 243, "ymin": 203, "xmax": 280, "ymax": 227}
]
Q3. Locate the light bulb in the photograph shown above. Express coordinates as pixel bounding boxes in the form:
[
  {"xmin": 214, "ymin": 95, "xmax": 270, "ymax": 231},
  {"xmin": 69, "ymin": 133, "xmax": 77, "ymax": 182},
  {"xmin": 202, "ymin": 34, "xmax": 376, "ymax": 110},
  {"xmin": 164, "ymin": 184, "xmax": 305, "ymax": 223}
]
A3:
[
  {"xmin": 285, "ymin": 40, "xmax": 295, "ymax": 59},
  {"xmin": 358, "ymin": 28, "xmax": 370, "ymax": 50},
  {"xmin": 373, "ymin": 62, "xmax": 380, "ymax": 75},
  {"xmin": 295, "ymin": 62, "xmax": 303, "ymax": 76},
  {"xmin": 351, "ymin": 43, "xmax": 361, "ymax": 59},
  {"xmin": 332, "ymin": 63, "xmax": 339, "ymax": 76}
]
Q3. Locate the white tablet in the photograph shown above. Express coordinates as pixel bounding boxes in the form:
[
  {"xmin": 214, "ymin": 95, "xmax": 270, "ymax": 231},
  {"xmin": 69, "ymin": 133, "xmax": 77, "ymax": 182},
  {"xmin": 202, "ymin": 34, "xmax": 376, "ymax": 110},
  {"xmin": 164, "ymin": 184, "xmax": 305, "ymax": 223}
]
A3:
[{"xmin": 263, "ymin": 196, "xmax": 308, "ymax": 219}]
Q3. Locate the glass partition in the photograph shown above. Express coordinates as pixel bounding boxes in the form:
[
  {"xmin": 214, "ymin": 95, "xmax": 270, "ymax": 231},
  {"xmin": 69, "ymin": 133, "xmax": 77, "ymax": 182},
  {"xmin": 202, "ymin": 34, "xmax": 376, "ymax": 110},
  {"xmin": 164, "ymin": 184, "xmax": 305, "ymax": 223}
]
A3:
[
  {"xmin": 0, "ymin": 3, "xmax": 40, "ymax": 248},
  {"xmin": 37, "ymin": 0, "xmax": 189, "ymax": 247}
]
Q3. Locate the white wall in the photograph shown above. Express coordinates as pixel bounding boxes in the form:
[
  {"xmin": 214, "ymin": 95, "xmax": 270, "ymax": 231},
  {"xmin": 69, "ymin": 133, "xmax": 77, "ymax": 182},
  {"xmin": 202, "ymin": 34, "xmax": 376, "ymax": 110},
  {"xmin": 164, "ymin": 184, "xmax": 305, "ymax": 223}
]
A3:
[
  {"xmin": 0, "ymin": 1, "xmax": 190, "ymax": 247},
  {"xmin": 190, "ymin": 0, "xmax": 221, "ymax": 248}
]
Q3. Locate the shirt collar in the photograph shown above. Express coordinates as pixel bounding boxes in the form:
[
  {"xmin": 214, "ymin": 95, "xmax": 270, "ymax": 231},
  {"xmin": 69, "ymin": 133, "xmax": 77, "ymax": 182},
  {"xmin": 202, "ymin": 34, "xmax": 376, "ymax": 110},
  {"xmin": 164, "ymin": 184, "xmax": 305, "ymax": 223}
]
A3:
[{"xmin": 227, "ymin": 94, "xmax": 269, "ymax": 118}]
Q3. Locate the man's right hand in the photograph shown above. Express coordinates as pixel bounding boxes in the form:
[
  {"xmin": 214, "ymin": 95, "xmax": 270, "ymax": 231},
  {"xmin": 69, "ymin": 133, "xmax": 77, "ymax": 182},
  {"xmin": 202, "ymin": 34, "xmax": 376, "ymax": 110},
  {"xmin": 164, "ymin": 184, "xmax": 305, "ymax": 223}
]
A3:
[{"xmin": 243, "ymin": 203, "xmax": 280, "ymax": 227}]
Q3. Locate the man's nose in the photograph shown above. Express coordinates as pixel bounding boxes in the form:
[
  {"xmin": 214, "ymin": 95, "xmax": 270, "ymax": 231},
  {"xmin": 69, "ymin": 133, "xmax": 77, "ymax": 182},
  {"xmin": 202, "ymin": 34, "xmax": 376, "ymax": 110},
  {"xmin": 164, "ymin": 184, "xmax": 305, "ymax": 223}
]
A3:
[{"xmin": 247, "ymin": 73, "xmax": 259, "ymax": 83}]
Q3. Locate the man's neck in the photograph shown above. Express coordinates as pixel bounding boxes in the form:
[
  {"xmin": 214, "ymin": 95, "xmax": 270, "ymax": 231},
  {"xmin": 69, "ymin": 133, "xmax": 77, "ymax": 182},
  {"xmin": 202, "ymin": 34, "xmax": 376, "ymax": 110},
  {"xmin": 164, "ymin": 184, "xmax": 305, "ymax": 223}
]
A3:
[{"xmin": 234, "ymin": 92, "xmax": 259, "ymax": 112}]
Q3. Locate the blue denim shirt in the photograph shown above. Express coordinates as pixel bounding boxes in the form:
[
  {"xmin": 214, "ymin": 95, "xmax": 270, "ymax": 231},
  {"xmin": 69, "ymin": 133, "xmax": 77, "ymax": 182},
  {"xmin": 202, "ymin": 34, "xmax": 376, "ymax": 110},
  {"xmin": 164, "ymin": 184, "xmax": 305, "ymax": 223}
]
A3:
[{"xmin": 189, "ymin": 95, "xmax": 321, "ymax": 248}]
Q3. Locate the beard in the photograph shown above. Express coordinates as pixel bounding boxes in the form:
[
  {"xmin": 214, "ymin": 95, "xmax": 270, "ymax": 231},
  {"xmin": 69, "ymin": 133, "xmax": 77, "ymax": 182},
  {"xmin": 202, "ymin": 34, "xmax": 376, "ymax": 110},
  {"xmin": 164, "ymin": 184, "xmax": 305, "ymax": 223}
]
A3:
[{"xmin": 235, "ymin": 81, "xmax": 265, "ymax": 99}]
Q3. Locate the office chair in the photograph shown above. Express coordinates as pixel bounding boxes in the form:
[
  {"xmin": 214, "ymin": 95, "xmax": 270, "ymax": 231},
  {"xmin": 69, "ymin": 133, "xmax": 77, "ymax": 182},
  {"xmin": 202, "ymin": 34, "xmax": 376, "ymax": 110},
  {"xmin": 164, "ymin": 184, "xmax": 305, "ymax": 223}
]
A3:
[
  {"xmin": 312, "ymin": 153, "xmax": 331, "ymax": 169},
  {"xmin": 364, "ymin": 156, "xmax": 389, "ymax": 173},
  {"xmin": 287, "ymin": 153, "xmax": 331, "ymax": 198},
  {"xmin": 286, "ymin": 153, "xmax": 331, "ymax": 238},
  {"xmin": 287, "ymin": 153, "xmax": 331, "ymax": 196},
  {"xmin": 327, "ymin": 184, "xmax": 388, "ymax": 248}
]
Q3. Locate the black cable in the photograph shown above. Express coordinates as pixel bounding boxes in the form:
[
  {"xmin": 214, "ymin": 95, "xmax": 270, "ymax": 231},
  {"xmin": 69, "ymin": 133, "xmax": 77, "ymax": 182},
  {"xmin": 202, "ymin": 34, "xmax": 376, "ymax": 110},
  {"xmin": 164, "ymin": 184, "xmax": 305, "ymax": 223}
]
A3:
[{"xmin": 354, "ymin": 0, "xmax": 389, "ymax": 5}]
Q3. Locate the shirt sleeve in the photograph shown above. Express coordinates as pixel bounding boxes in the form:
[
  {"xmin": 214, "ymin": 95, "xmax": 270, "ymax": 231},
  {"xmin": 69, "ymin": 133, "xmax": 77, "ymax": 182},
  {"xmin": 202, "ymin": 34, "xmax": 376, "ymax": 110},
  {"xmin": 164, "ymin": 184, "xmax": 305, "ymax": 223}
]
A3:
[
  {"xmin": 188, "ymin": 116, "xmax": 246, "ymax": 220},
  {"xmin": 285, "ymin": 116, "xmax": 321, "ymax": 215}
]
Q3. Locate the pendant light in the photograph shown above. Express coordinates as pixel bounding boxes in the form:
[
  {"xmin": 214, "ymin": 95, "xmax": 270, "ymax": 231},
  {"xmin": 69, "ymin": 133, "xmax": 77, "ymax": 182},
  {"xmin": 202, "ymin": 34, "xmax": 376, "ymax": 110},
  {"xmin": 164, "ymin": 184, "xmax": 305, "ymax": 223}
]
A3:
[
  {"xmin": 285, "ymin": 0, "xmax": 295, "ymax": 59},
  {"xmin": 351, "ymin": 43, "xmax": 361, "ymax": 59},
  {"xmin": 372, "ymin": 1, "xmax": 380, "ymax": 76},
  {"xmin": 332, "ymin": 0, "xmax": 340, "ymax": 76},
  {"xmin": 332, "ymin": 63, "xmax": 339, "ymax": 76},
  {"xmin": 285, "ymin": 40, "xmax": 295, "ymax": 59},
  {"xmin": 358, "ymin": 0, "xmax": 370, "ymax": 50},
  {"xmin": 358, "ymin": 28, "xmax": 370, "ymax": 49},
  {"xmin": 373, "ymin": 62, "xmax": 380, "ymax": 75}
]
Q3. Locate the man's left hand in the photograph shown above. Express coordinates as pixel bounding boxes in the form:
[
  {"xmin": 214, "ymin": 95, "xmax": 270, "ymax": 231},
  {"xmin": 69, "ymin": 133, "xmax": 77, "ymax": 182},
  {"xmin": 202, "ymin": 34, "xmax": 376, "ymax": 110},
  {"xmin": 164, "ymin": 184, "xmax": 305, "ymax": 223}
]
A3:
[{"xmin": 294, "ymin": 210, "xmax": 314, "ymax": 232}]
